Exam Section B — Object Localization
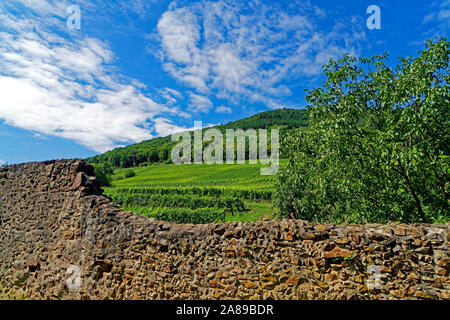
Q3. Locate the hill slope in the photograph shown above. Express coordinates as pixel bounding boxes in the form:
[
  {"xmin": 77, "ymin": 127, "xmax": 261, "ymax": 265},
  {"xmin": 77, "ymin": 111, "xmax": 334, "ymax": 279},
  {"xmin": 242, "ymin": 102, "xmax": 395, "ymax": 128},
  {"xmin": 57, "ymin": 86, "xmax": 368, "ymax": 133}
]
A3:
[
  {"xmin": 215, "ymin": 107, "xmax": 309, "ymax": 130},
  {"xmin": 104, "ymin": 160, "xmax": 288, "ymax": 222},
  {"xmin": 87, "ymin": 108, "xmax": 309, "ymax": 168}
]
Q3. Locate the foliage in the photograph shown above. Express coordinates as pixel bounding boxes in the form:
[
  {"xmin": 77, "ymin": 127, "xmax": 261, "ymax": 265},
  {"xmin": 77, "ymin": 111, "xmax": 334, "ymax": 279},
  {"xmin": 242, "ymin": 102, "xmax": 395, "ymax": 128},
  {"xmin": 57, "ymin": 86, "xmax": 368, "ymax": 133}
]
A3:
[
  {"xmin": 274, "ymin": 38, "xmax": 449, "ymax": 223},
  {"xmin": 124, "ymin": 169, "xmax": 136, "ymax": 178},
  {"xmin": 91, "ymin": 163, "xmax": 113, "ymax": 187}
]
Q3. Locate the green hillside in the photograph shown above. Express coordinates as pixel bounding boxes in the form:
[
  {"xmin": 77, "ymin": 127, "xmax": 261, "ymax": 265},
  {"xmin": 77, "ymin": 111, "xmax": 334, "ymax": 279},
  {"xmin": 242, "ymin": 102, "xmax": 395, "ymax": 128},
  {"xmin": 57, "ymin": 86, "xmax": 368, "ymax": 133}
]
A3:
[
  {"xmin": 104, "ymin": 160, "xmax": 288, "ymax": 223},
  {"xmin": 111, "ymin": 160, "xmax": 286, "ymax": 189},
  {"xmin": 214, "ymin": 107, "xmax": 309, "ymax": 130},
  {"xmin": 92, "ymin": 108, "xmax": 303, "ymax": 224},
  {"xmin": 87, "ymin": 108, "xmax": 308, "ymax": 168}
]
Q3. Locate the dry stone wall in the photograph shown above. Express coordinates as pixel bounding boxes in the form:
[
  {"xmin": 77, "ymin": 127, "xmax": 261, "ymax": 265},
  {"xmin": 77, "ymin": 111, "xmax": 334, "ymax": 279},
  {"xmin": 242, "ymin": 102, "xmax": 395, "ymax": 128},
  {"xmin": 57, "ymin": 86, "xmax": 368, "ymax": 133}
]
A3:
[{"xmin": 0, "ymin": 159, "xmax": 448, "ymax": 300}]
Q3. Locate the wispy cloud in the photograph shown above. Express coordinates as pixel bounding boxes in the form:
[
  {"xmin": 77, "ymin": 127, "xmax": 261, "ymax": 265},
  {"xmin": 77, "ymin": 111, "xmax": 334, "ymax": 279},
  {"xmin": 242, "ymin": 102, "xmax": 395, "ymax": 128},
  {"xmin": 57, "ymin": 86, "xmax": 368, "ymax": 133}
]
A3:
[
  {"xmin": 152, "ymin": 117, "xmax": 193, "ymax": 137},
  {"xmin": 188, "ymin": 92, "xmax": 213, "ymax": 113},
  {"xmin": 0, "ymin": 0, "xmax": 186, "ymax": 152},
  {"xmin": 422, "ymin": 1, "xmax": 450, "ymax": 39},
  {"xmin": 215, "ymin": 106, "xmax": 232, "ymax": 114},
  {"xmin": 156, "ymin": 0, "xmax": 365, "ymax": 108}
]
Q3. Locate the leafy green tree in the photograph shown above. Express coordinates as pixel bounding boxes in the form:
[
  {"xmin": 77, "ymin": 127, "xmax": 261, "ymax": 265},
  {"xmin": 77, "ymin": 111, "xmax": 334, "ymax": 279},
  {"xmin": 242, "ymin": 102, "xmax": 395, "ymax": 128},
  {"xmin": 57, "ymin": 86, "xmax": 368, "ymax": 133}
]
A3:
[
  {"xmin": 158, "ymin": 148, "xmax": 169, "ymax": 162},
  {"xmin": 148, "ymin": 150, "xmax": 159, "ymax": 163},
  {"xmin": 91, "ymin": 163, "xmax": 112, "ymax": 187},
  {"xmin": 274, "ymin": 38, "xmax": 449, "ymax": 223}
]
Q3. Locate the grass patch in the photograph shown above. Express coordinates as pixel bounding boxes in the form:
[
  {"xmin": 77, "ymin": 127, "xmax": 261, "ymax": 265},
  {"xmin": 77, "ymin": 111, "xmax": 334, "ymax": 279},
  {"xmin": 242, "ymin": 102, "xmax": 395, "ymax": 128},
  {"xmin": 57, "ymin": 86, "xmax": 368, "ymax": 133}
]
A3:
[{"xmin": 224, "ymin": 200, "xmax": 275, "ymax": 222}]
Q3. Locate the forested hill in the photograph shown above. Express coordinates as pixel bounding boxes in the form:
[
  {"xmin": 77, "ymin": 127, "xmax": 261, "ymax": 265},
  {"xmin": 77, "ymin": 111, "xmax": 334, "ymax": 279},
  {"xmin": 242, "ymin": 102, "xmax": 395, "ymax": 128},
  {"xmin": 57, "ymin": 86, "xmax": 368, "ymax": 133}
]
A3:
[
  {"xmin": 214, "ymin": 108, "xmax": 309, "ymax": 130},
  {"xmin": 87, "ymin": 108, "xmax": 309, "ymax": 168}
]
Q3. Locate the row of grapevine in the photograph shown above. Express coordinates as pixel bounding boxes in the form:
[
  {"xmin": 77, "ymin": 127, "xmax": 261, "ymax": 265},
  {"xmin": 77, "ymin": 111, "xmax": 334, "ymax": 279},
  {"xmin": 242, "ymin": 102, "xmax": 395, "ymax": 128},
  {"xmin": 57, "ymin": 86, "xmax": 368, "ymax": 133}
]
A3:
[
  {"xmin": 107, "ymin": 186, "xmax": 272, "ymax": 200},
  {"xmin": 109, "ymin": 193, "xmax": 246, "ymax": 212},
  {"xmin": 125, "ymin": 206, "xmax": 225, "ymax": 224}
]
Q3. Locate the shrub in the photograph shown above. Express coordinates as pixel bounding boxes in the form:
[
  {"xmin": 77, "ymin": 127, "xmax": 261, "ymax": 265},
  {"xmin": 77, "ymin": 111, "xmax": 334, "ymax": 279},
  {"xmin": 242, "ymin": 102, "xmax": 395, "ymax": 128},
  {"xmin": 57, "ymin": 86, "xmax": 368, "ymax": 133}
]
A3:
[
  {"xmin": 124, "ymin": 169, "xmax": 136, "ymax": 178},
  {"xmin": 138, "ymin": 162, "xmax": 150, "ymax": 167}
]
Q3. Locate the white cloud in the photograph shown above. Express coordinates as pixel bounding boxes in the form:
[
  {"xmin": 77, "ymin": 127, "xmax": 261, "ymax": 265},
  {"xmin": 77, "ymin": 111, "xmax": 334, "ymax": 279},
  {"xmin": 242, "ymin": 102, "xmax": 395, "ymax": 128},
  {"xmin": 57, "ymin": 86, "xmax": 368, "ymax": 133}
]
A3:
[
  {"xmin": 164, "ymin": 87, "xmax": 182, "ymax": 99},
  {"xmin": 0, "ymin": 159, "xmax": 5, "ymax": 166},
  {"xmin": 152, "ymin": 117, "xmax": 191, "ymax": 137},
  {"xmin": 188, "ymin": 92, "xmax": 213, "ymax": 113},
  {"xmin": 157, "ymin": 0, "xmax": 364, "ymax": 107},
  {"xmin": 120, "ymin": 0, "xmax": 157, "ymax": 18},
  {"xmin": 215, "ymin": 106, "xmax": 232, "ymax": 114},
  {"xmin": 0, "ymin": 0, "xmax": 182, "ymax": 153}
]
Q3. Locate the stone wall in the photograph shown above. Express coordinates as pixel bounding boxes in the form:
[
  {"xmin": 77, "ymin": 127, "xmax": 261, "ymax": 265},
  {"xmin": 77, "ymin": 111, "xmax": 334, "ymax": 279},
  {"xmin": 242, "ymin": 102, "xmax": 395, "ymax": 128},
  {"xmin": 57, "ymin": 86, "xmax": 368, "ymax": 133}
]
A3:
[{"xmin": 0, "ymin": 159, "xmax": 448, "ymax": 300}]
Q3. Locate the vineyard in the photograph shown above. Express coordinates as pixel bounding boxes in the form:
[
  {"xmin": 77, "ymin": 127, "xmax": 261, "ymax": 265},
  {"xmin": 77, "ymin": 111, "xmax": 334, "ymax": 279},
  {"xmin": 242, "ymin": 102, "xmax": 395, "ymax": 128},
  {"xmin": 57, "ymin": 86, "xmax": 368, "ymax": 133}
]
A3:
[{"xmin": 103, "ymin": 160, "xmax": 286, "ymax": 223}]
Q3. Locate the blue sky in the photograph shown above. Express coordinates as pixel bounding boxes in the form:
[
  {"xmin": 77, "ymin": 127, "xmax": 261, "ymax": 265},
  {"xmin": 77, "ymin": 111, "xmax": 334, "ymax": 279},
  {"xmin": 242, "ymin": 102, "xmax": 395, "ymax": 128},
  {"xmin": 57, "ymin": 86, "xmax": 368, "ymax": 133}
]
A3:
[{"xmin": 0, "ymin": 0, "xmax": 448, "ymax": 164}]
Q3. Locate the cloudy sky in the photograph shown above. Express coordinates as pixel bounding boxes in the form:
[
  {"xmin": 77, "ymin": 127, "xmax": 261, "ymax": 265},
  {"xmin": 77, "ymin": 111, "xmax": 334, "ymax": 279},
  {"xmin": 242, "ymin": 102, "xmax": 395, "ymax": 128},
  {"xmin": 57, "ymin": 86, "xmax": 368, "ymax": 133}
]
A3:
[{"xmin": 0, "ymin": 0, "xmax": 448, "ymax": 164}]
